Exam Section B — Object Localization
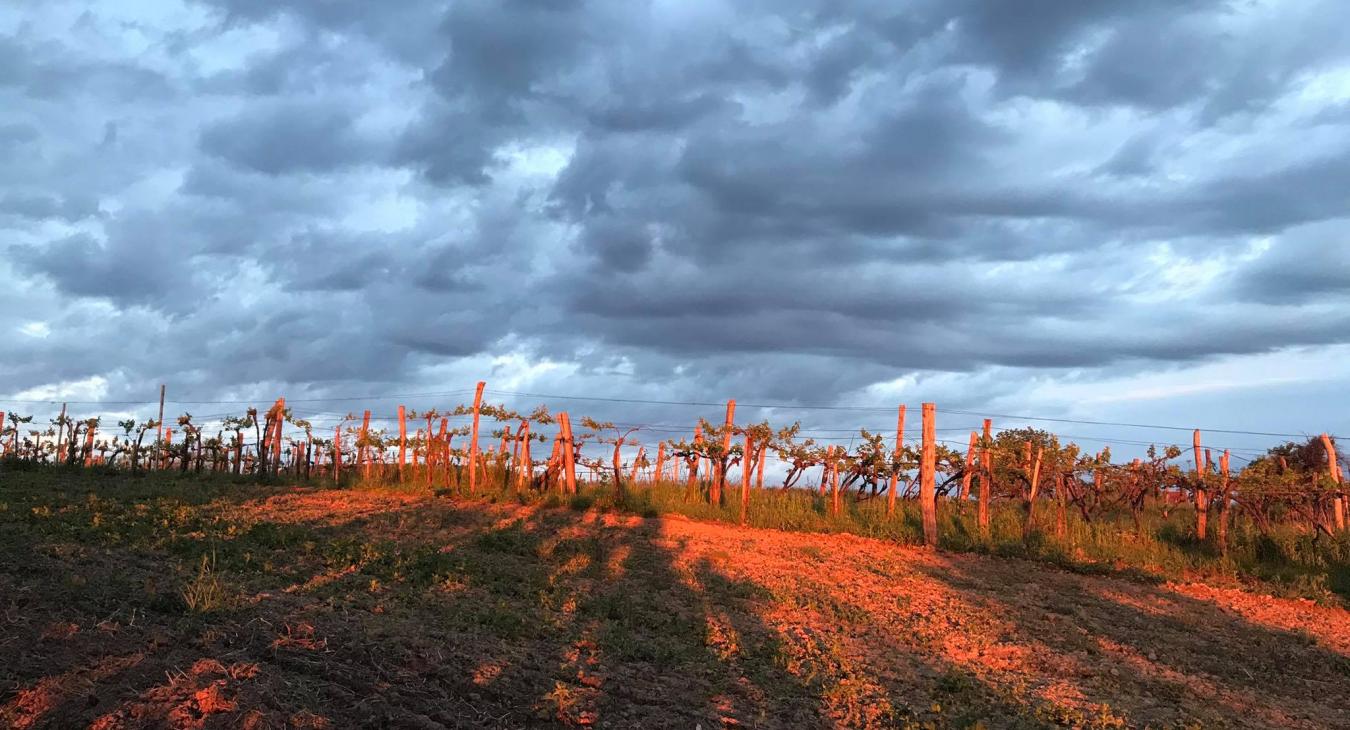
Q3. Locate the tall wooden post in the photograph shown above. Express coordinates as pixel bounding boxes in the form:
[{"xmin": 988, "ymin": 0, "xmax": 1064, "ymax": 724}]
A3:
[
  {"xmin": 826, "ymin": 453, "xmax": 837, "ymax": 515},
  {"xmin": 959, "ymin": 431, "xmax": 977, "ymax": 501},
  {"xmin": 756, "ymin": 445, "xmax": 766, "ymax": 489},
  {"xmin": 559, "ymin": 412, "xmax": 577, "ymax": 494},
  {"xmin": 887, "ymin": 405, "xmax": 906, "ymax": 516},
  {"xmin": 83, "ymin": 421, "xmax": 97, "ymax": 467},
  {"xmin": 359, "ymin": 410, "xmax": 371, "ymax": 480},
  {"xmin": 468, "ymin": 381, "xmax": 485, "ymax": 495},
  {"xmin": 1022, "ymin": 445, "xmax": 1043, "ymax": 542},
  {"xmin": 829, "ymin": 447, "xmax": 841, "ymax": 516},
  {"xmin": 919, "ymin": 403, "xmax": 938, "ymax": 547},
  {"xmin": 979, "ymin": 419, "xmax": 992, "ymax": 536},
  {"xmin": 271, "ymin": 399, "xmax": 286, "ymax": 478},
  {"xmin": 1321, "ymin": 433, "xmax": 1345, "ymax": 532},
  {"xmin": 513, "ymin": 418, "xmax": 529, "ymax": 485},
  {"xmin": 54, "ymin": 402, "xmax": 68, "ymax": 465},
  {"xmin": 655, "ymin": 442, "xmax": 666, "ymax": 484},
  {"xmin": 689, "ymin": 425, "xmax": 704, "ymax": 485},
  {"xmin": 332, "ymin": 423, "xmax": 342, "ymax": 480},
  {"xmin": 740, "ymin": 432, "xmax": 753, "ymax": 524},
  {"xmin": 397, "ymin": 405, "xmax": 407, "ymax": 480},
  {"xmin": 437, "ymin": 418, "xmax": 448, "ymax": 484},
  {"xmin": 1193, "ymin": 429, "xmax": 1208, "ymax": 541},
  {"xmin": 1216, "ymin": 449, "xmax": 1232, "ymax": 554},
  {"xmin": 711, "ymin": 400, "xmax": 735, "ymax": 506},
  {"xmin": 820, "ymin": 445, "xmax": 833, "ymax": 496}
]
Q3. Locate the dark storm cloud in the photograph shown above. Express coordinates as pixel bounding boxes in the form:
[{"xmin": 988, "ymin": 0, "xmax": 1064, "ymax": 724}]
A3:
[{"xmin": 3, "ymin": 0, "xmax": 1350, "ymax": 425}]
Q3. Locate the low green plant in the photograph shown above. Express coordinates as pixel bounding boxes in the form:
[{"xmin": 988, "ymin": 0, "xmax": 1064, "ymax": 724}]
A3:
[{"xmin": 181, "ymin": 551, "xmax": 229, "ymax": 613}]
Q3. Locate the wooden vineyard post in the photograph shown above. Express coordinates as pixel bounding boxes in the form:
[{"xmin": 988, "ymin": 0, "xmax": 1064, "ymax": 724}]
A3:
[
  {"xmin": 689, "ymin": 425, "xmax": 704, "ymax": 485},
  {"xmin": 1193, "ymin": 429, "xmax": 1208, "ymax": 541},
  {"xmin": 712, "ymin": 400, "xmax": 735, "ymax": 506},
  {"xmin": 745, "ymin": 431, "xmax": 756, "ymax": 523},
  {"xmin": 1023, "ymin": 445, "xmax": 1043, "ymax": 543},
  {"xmin": 518, "ymin": 421, "xmax": 532, "ymax": 489},
  {"xmin": 979, "ymin": 419, "xmax": 992, "ymax": 537},
  {"xmin": 468, "ymin": 381, "xmax": 485, "ymax": 495},
  {"xmin": 829, "ymin": 446, "xmax": 841, "ymax": 516},
  {"xmin": 83, "ymin": 421, "xmax": 97, "ymax": 467},
  {"xmin": 55, "ymin": 402, "xmax": 68, "ymax": 466},
  {"xmin": 270, "ymin": 398, "xmax": 286, "ymax": 478},
  {"xmin": 741, "ymin": 431, "xmax": 753, "ymax": 524},
  {"xmin": 333, "ymin": 426, "xmax": 342, "ymax": 483},
  {"xmin": 437, "ymin": 418, "xmax": 449, "ymax": 485},
  {"xmin": 959, "ymin": 431, "xmax": 977, "ymax": 501},
  {"xmin": 919, "ymin": 403, "xmax": 938, "ymax": 547},
  {"xmin": 655, "ymin": 442, "xmax": 666, "ymax": 484},
  {"xmin": 821, "ymin": 445, "xmax": 834, "ymax": 496},
  {"xmin": 559, "ymin": 411, "xmax": 577, "ymax": 495},
  {"xmin": 887, "ymin": 405, "xmax": 906, "ymax": 516},
  {"xmin": 359, "ymin": 410, "xmax": 371, "ymax": 481},
  {"xmin": 1216, "ymin": 449, "xmax": 1232, "ymax": 554},
  {"xmin": 610, "ymin": 434, "xmax": 627, "ymax": 498},
  {"xmin": 1321, "ymin": 433, "xmax": 1345, "ymax": 532},
  {"xmin": 397, "ymin": 405, "xmax": 407, "ymax": 481},
  {"xmin": 756, "ymin": 444, "xmax": 766, "ymax": 489}
]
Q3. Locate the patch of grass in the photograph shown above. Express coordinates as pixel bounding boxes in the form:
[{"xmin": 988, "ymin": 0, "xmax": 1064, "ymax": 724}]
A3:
[
  {"xmin": 3, "ymin": 464, "xmax": 1347, "ymax": 604},
  {"xmin": 181, "ymin": 552, "xmax": 231, "ymax": 614},
  {"xmin": 567, "ymin": 493, "xmax": 595, "ymax": 511}
]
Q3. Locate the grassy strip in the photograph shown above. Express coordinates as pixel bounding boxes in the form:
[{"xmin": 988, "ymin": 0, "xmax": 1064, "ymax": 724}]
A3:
[{"xmin": 2, "ymin": 464, "xmax": 1348, "ymax": 604}]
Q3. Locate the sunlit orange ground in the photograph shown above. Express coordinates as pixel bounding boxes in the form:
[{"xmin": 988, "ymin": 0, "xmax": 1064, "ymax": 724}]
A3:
[{"xmin": 2, "ymin": 484, "xmax": 1347, "ymax": 728}]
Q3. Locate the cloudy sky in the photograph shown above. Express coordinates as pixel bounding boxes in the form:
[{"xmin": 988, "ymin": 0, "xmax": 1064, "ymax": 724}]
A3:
[{"xmin": 3, "ymin": 0, "xmax": 1348, "ymax": 458}]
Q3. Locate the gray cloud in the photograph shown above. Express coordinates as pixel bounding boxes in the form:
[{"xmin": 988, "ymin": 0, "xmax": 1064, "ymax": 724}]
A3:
[{"xmin": 199, "ymin": 102, "xmax": 386, "ymax": 176}]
